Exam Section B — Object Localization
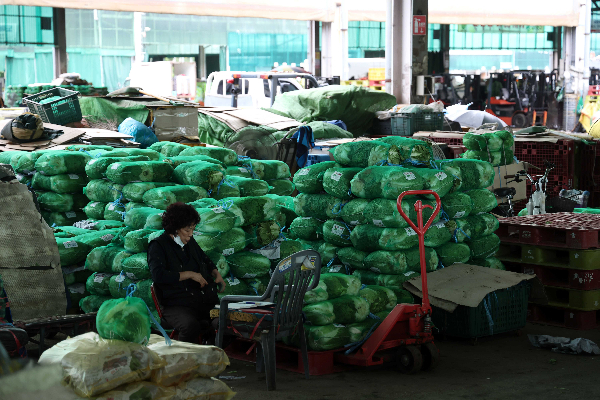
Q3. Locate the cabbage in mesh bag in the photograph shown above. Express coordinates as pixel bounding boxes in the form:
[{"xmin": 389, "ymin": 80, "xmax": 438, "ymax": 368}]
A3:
[
  {"xmin": 305, "ymin": 280, "xmax": 328, "ymax": 304},
  {"xmin": 438, "ymin": 159, "xmax": 494, "ymax": 191},
  {"xmin": 243, "ymin": 220, "xmax": 280, "ymax": 249},
  {"xmin": 293, "ymin": 161, "xmax": 336, "ymax": 194},
  {"xmin": 466, "ymin": 189, "xmax": 498, "ymax": 214},
  {"xmin": 124, "ymin": 229, "xmax": 157, "ymax": 253},
  {"xmin": 193, "ymin": 207, "xmax": 236, "ymax": 233},
  {"xmin": 34, "ymin": 151, "xmax": 91, "ymax": 175},
  {"xmin": 142, "ymin": 185, "xmax": 208, "ymax": 210},
  {"xmin": 352, "ymin": 269, "xmax": 380, "ymax": 285},
  {"xmin": 444, "ymin": 219, "xmax": 472, "ymax": 243},
  {"xmin": 441, "ymin": 192, "xmax": 473, "ymax": 220},
  {"xmin": 121, "ymin": 253, "xmax": 151, "ymax": 280},
  {"xmin": 164, "ymin": 155, "xmax": 225, "ymax": 169},
  {"xmin": 435, "ymin": 242, "xmax": 471, "ymax": 266},
  {"xmin": 267, "ymin": 179, "xmax": 295, "ymax": 196},
  {"xmin": 225, "ymin": 175, "xmax": 269, "ymax": 197},
  {"xmin": 331, "ymin": 140, "xmax": 397, "ymax": 168},
  {"xmin": 289, "ymin": 217, "xmax": 324, "ymax": 241},
  {"xmin": 318, "ymin": 242, "xmax": 340, "ymax": 265},
  {"xmin": 364, "ymin": 247, "xmax": 438, "ymax": 274},
  {"xmin": 294, "ymin": 193, "xmax": 342, "ymax": 220},
  {"xmin": 106, "ymin": 161, "xmax": 174, "ymax": 184},
  {"xmin": 195, "ymin": 228, "xmax": 246, "ymax": 255},
  {"xmin": 207, "ymin": 252, "xmax": 230, "ymax": 277},
  {"xmin": 84, "ymin": 179, "xmax": 125, "ymax": 203},
  {"xmin": 225, "ymin": 165, "xmax": 253, "ymax": 178},
  {"xmin": 125, "ymin": 207, "xmax": 164, "ymax": 230},
  {"xmin": 86, "ymin": 272, "xmax": 113, "ymax": 296},
  {"xmin": 76, "ymin": 229, "xmax": 123, "ymax": 248},
  {"xmin": 96, "ymin": 296, "xmax": 151, "ymax": 344},
  {"xmin": 466, "ymin": 213, "xmax": 499, "ymax": 238},
  {"xmin": 121, "ymin": 182, "xmax": 178, "ymax": 202},
  {"xmin": 377, "ymin": 136, "xmax": 434, "ymax": 163},
  {"xmin": 322, "ymin": 167, "xmax": 363, "ymax": 200},
  {"xmin": 347, "ymin": 318, "xmax": 381, "ymax": 343},
  {"xmin": 470, "ymin": 256, "xmax": 506, "ymax": 270},
  {"xmin": 109, "ymin": 274, "xmax": 136, "ymax": 298},
  {"xmin": 228, "ymin": 196, "xmax": 278, "ymax": 226},
  {"xmin": 362, "ymin": 196, "xmax": 442, "ymax": 229},
  {"xmin": 13, "ymin": 150, "xmax": 53, "ymax": 173},
  {"xmin": 179, "ymin": 146, "xmax": 238, "ymax": 166},
  {"xmin": 32, "ymin": 173, "xmax": 88, "ymax": 194},
  {"xmin": 339, "ymin": 198, "xmax": 370, "ymax": 226},
  {"xmin": 358, "ymin": 285, "xmax": 397, "ymax": 313},
  {"xmin": 304, "ymin": 295, "xmax": 370, "ymax": 325},
  {"xmin": 80, "ymin": 294, "xmax": 111, "ymax": 313},
  {"xmin": 149, "ymin": 141, "xmax": 188, "ymax": 157},
  {"xmin": 424, "ymin": 220, "xmax": 452, "ymax": 248},
  {"xmin": 245, "ymin": 275, "xmax": 271, "ymax": 296},
  {"xmin": 350, "ymin": 225, "xmax": 419, "ymax": 251},
  {"xmin": 463, "ymin": 132, "xmax": 503, "ymax": 151},
  {"xmin": 218, "ymin": 276, "xmax": 249, "ymax": 299},
  {"xmin": 84, "ymin": 201, "xmax": 107, "ymax": 220},
  {"xmin": 377, "ymin": 271, "xmax": 420, "ymax": 290},
  {"xmin": 246, "ymin": 159, "xmax": 290, "ymax": 180},
  {"xmin": 85, "ymin": 156, "xmax": 151, "ymax": 180},
  {"xmin": 42, "ymin": 211, "xmax": 87, "ymax": 227},
  {"xmin": 320, "ymin": 273, "xmax": 361, "ymax": 298},
  {"xmin": 172, "ymin": 161, "xmax": 225, "ymax": 190},
  {"xmin": 468, "ymin": 233, "xmax": 500, "ymax": 259},
  {"xmin": 56, "ymin": 237, "xmax": 92, "ymax": 266},
  {"xmin": 322, "ymin": 220, "xmax": 353, "ymax": 247},
  {"xmin": 306, "ymin": 324, "xmax": 351, "ymax": 351},
  {"xmin": 350, "ymin": 166, "xmax": 425, "ymax": 199},
  {"xmin": 226, "ymin": 251, "xmax": 271, "ymax": 278},
  {"xmin": 105, "ymin": 148, "xmax": 160, "ymax": 161},
  {"xmin": 104, "ymin": 202, "xmax": 126, "ymax": 221},
  {"xmin": 0, "ymin": 150, "xmax": 26, "ymax": 164},
  {"xmin": 85, "ymin": 246, "xmax": 129, "ymax": 273},
  {"xmin": 37, "ymin": 191, "xmax": 82, "ymax": 212},
  {"xmin": 337, "ymin": 247, "xmax": 368, "ymax": 270}
]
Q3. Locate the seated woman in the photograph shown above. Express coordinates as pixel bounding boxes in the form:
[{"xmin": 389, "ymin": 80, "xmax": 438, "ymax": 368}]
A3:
[{"xmin": 148, "ymin": 202, "xmax": 226, "ymax": 343}]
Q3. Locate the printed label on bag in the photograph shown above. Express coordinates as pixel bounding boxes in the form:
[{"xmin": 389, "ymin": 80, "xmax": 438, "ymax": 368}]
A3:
[
  {"xmin": 297, "ymin": 168, "xmax": 309, "ymax": 176},
  {"xmin": 350, "ymin": 220, "xmax": 359, "ymax": 225},
  {"xmin": 242, "ymin": 273, "xmax": 256, "ymax": 279},
  {"xmin": 111, "ymin": 163, "xmax": 120, "ymax": 170},
  {"xmin": 101, "ymin": 234, "xmax": 114, "ymax": 241},
  {"xmin": 405, "ymin": 227, "xmax": 417, "ymax": 236},
  {"xmin": 372, "ymin": 219, "xmax": 385, "ymax": 227},
  {"xmin": 228, "ymin": 277, "xmax": 241, "ymax": 286},
  {"xmin": 68, "ymin": 174, "xmax": 79, "ymax": 180},
  {"xmin": 89, "ymin": 159, "xmax": 97, "ymax": 165},
  {"xmin": 404, "ymin": 271, "xmax": 416, "ymax": 277},
  {"xmin": 65, "ymin": 212, "xmax": 76, "ymax": 218},
  {"xmin": 93, "ymin": 274, "xmax": 105, "ymax": 283},
  {"xmin": 126, "ymin": 272, "xmax": 136, "ymax": 279},
  {"xmin": 16, "ymin": 174, "xmax": 23, "ymax": 181},
  {"xmin": 434, "ymin": 221, "xmax": 445, "ymax": 229},
  {"xmin": 333, "ymin": 324, "xmax": 345, "ymax": 328},
  {"xmin": 332, "ymin": 224, "xmax": 345, "ymax": 236},
  {"xmin": 403, "ymin": 172, "xmax": 417, "ymax": 180},
  {"xmin": 115, "ymin": 275, "xmax": 125, "ymax": 283},
  {"xmin": 63, "ymin": 241, "xmax": 78, "ymax": 249},
  {"xmin": 213, "ymin": 207, "xmax": 225, "ymax": 214},
  {"xmin": 108, "ymin": 204, "xmax": 115, "ymax": 210},
  {"xmin": 454, "ymin": 211, "xmax": 465, "ymax": 219},
  {"xmin": 302, "ymin": 217, "xmax": 312, "ymax": 220},
  {"xmin": 222, "ymin": 248, "xmax": 235, "ymax": 256},
  {"xmin": 330, "ymin": 171, "xmax": 343, "ymax": 181},
  {"xmin": 435, "ymin": 171, "xmax": 447, "ymax": 180},
  {"xmin": 239, "ymin": 168, "xmax": 248, "ymax": 173},
  {"xmin": 370, "ymin": 267, "xmax": 381, "ymax": 273},
  {"xmin": 91, "ymin": 202, "xmax": 99, "ymax": 207},
  {"xmin": 329, "ymin": 265, "xmax": 342, "ymax": 273}
]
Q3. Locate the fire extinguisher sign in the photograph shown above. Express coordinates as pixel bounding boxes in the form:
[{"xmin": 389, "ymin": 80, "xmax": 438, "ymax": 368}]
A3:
[{"xmin": 413, "ymin": 15, "xmax": 427, "ymax": 35}]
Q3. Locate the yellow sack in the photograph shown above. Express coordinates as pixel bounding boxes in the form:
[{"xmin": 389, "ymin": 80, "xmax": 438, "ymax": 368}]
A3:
[
  {"xmin": 38, "ymin": 332, "xmax": 166, "ymax": 398},
  {"xmin": 589, "ymin": 117, "xmax": 600, "ymax": 138},
  {"xmin": 579, "ymin": 98, "xmax": 600, "ymax": 133},
  {"xmin": 147, "ymin": 334, "xmax": 230, "ymax": 387},
  {"xmin": 174, "ymin": 377, "xmax": 236, "ymax": 400}
]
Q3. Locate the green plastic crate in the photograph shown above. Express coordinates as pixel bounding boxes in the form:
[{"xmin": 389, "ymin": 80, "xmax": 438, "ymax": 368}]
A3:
[
  {"xmin": 390, "ymin": 114, "xmax": 416, "ymax": 136},
  {"xmin": 431, "ymin": 281, "xmax": 530, "ymax": 338},
  {"xmin": 23, "ymin": 87, "xmax": 82, "ymax": 125}
]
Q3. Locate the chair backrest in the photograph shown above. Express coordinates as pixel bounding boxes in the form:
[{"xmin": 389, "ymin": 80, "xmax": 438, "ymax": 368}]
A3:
[
  {"xmin": 150, "ymin": 283, "xmax": 165, "ymax": 319},
  {"xmin": 264, "ymin": 250, "xmax": 321, "ymax": 331}
]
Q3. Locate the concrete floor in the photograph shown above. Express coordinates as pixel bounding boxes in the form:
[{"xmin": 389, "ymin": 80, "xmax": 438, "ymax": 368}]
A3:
[{"xmin": 223, "ymin": 323, "xmax": 599, "ymax": 400}]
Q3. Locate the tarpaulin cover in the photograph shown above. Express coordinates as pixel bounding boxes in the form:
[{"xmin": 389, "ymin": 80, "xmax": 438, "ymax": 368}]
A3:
[{"xmin": 79, "ymin": 98, "xmax": 162, "ymax": 126}]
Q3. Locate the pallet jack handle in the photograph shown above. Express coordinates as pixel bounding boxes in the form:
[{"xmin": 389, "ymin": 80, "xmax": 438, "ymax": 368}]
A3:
[{"xmin": 396, "ymin": 190, "xmax": 441, "ymax": 314}]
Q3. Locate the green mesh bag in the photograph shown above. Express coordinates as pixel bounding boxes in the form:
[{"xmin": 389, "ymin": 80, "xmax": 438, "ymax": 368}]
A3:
[
  {"xmin": 85, "ymin": 156, "xmax": 151, "ymax": 180},
  {"xmin": 424, "ymin": 221, "xmax": 452, "ymax": 247},
  {"xmin": 358, "ymin": 285, "xmax": 397, "ymax": 314},
  {"xmin": 13, "ymin": 151, "xmax": 49, "ymax": 174},
  {"xmin": 93, "ymin": 220, "xmax": 127, "ymax": 231},
  {"xmin": 293, "ymin": 193, "xmax": 342, "ymax": 220},
  {"xmin": 34, "ymin": 151, "xmax": 91, "ymax": 175},
  {"xmin": 56, "ymin": 237, "xmax": 93, "ymax": 265},
  {"xmin": 267, "ymin": 179, "xmax": 295, "ymax": 196},
  {"xmin": 331, "ymin": 295, "xmax": 371, "ymax": 324},
  {"xmin": 124, "ymin": 207, "xmax": 164, "ymax": 230},
  {"xmin": 163, "ymin": 155, "xmax": 224, "ymax": 169},
  {"xmin": 63, "ymin": 266, "xmax": 93, "ymax": 286},
  {"xmin": 466, "ymin": 213, "xmax": 499, "ymax": 238},
  {"xmin": 66, "ymin": 144, "xmax": 114, "ymax": 152},
  {"xmin": 322, "ymin": 220, "xmax": 353, "ymax": 247},
  {"xmin": 377, "ymin": 136, "xmax": 434, "ymax": 163},
  {"xmin": 14, "ymin": 172, "xmax": 32, "ymax": 185},
  {"xmin": 106, "ymin": 161, "xmax": 174, "ymax": 184},
  {"xmin": 466, "ymin": 189, "xmax": 498, "ymax": 214},
  {"xmin": 496, "ymin": 130, "xmax": 514, "ymax": 147},
  {"xmin": 350, "ymin": 225, "xmax": 419, "ymax": 251},
  {"xmin": 289, "ymin": 217, "xmax": 324, "ymax": 241},
  {"xmin": 179, "ymin": 146, "xmax": 238, "ymax": 166},
  {"xmin": 435, "ymin": 242, "xmax": 471, "ymax": 266},
  {"xmin": 305, "ymin": 280, "xmax": 328, "ymax": 304},
  {"xmin": 322, "ymin": 167, "xmax": 363, "ymax": 200},
  {"xmin": 245, "ymin": 275, "xmax": 271, "ymax": 296},
  {"xmin": 210, "ymin": 179, "xmax": 241, "ymax": 201},
  {"xmin": 227, "ymin": 251, "xmax": 271, "ymax": 278},
  {"xmin": 339, "ymin": 198, "xmax": 370, "ymax": 226},
  {"xmin": 207, "ymin": 252, "xmax": 230, "ymax": 277},
  {"xmin": 195, "ymin": 227, "xmax": 246, "ymax": 255},
  {"xmin": 247, "ymin": 159, "xmax": 290, "ymax": 180},
  {"xmin": 295, "ymin": 239, "xmax": 325, "ymax": 251},
  {"xmin": 121, "ymin": 182, "xmax": 178, "ymax": 202},
  {"xmin": 318, "ymin": 242, "xmax": 340, "ymax": 265},
  {"xmin": 0, "ymin": 150, "xmax": 26, "ymax": 164},
  {"xmin": 305, "ymin": 324, "xmax": 352, "ymax": 351},
  {"xmin": 228, "ymin": 196, "xmax": 278, "ymax": 226},
  {"xmin": 363, "ymin": 198, "xmax": 408, "ymax": 228},
  {"xmin": 331, "ymin": 140, "xmax": 398, "ymax": 168},
  {"xmin": 337, "ymin": 247, "xmax": 368, "ymax": 270},
  {"xmin": 187, "ymin": 198, "xmax": 219, "ymax": 208},
  {"xmin": 149, "ymin": 141, "xmax": 188, "ymax": 157},
  {"xmin": 96, "ymin": 296, "xmax": 151, "ymax": 344},
  {"xmin": 470, "ymin": 257, "xmax": 506, "ymax": 270},
  {"xmin": 278, "ymin": 206, "xmax": 298, "ymax": 229},
  {"xmin": 352, "ymin": 270, "xmax": 380, "ymax": 285},
  {"xmin": 269, "ymin": 240, "xmax": 304, "ymax": 269},
  {"xmin": 36, "ymin": 191, "xmax": 78, "ymax": 212},
  {"xmin": 52, "ymin": 226, "xmax": 91, "ymax": 238},
  {"xmin": 347, "ymin": 318, "xmax": 381, "ymax": 343},
  {"xmin": 86, "ymin": 272, "xmax": 113, "ymax": 296},
  {"xmin": 84, "ymin": 201, "xmax": 107, "ymax": 220},
  {"xmin": 121, "ymin": 253, "xmax": 151, "ymax": 280},
  {"xmin": 265, "ymin": 194, "xmax": 295, "ymax": 211},
  {"xmin": 320, "ymin": 273, "xmax": 361, "ymax": 298},
  {"xmin": 463, "ymin": 132, "xmax": 504, "ymax": 151},
  {"xmin": 111, "ymin": 148, "xmax": 161, "ymax": 161},
  {"xmin": 350, "ymin": 166, "xmax": 425, "ymax": 199},
  {"xmin": 172, "ymin": 161, "xmax": 225, "ymax": 190},
  {"xmin": 85, "ymin": 246, "xmax": 128, "ymax": 273},
  {"xmin": 293, "ymin": 161, "xmax": 336, "ymax": 194},
  {"xmin": 84, "ymin": 180, "xmax": 125, "ymax": 203},
  {"xmin": 225, "ymin": 176, "xmax": 269, "ymax": 197},
  {"xmin": 108, "ymin": 274, "xmax": 136, "ymax": 298},
  {"xmin": 67, "ymin": 283, "xmax": 89, "ymax": 310},
  {"xmin": 364, "ymin": 248, "xmax": 438, "ymax": 275},
  {"xmin": 444, "ymin": 219, "xmax": 472, "ymax": 243},
  {"xmin": 236, "ymin": 159, "xmax": 265, "ymax": 179},
  {"xmin": 124, "ymin": 229, "xmax": 157, "ymax": 253},
  {"xmin": 218, "ymin": 276, "xmax": 249, "ymax": 299},
  {"xmin": 225, "ymin": 166, "xmax": 254, "ymax": 178},
  {"xmin": 80, "ymin": 295, "xmax": 111, "ymax": 313},
  {"xmin": 441, "ymin": 192, "xmax": 473, "ymax": 220},
  {"xmin": 243, "ymin": 221, "xmax": 280, "ymax": 249},
  {"xmin": 142, "ymin": 185, "xmax": 208, "ymax": 210},
  {"xmin": 193, "ymin": 207, "xmax": 236, "ymax": 233},
  {"xmin": 437, "ymin": 159, "xmax": 494, "ymax": 191},
  {"xmin": 132, "ymin": 279, "xmax": 153, "ymax": 307},
  {"xmin": 468, "ymin": 233, "xmax": 500, "ymax": 259},
  {"xmin": 42, "ymin": 211, "xmax": 87, "ymax": 227},
  {"xmin": 104, "ymin": 202, "xmax": 126, "ymax": 221},
  {"xmin": 124, "ymin": 202, "xmax": 145, "ymax": 212},
  {"xmin": 388, "ymin": 288, "xmax": 414, "ymax": 304},
  {"xmin": 76, "ymin": 229, "xmax": 123, "ymax": 248},
  {"xmin": 31, "ymin": 173, "xmax": 88, "ymax": 194},
  {"xmin": 112, "ymin": 250, "xmax": 134, "ymax": 273},
  {"xmin": 376, "ymin": 271, "xmax": 420, "ymax": 290}
]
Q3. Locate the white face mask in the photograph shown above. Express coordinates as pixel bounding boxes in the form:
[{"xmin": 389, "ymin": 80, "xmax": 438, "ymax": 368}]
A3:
[{"xmin": 173, "ymin": 235, "xmax": 185, "ymax": 248}]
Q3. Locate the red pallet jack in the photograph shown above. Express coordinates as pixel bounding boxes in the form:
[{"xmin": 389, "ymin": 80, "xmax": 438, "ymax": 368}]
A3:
[{"xmin": 336, "ymin": 190, "xmax": 441, "ymax": 373}]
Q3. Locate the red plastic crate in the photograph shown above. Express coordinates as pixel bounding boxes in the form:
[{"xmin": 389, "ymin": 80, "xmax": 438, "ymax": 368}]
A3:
[
  {"xmin": 497, "ymin": 213, "xmax": 600, "ymax": 249},
  {"xmin": 527, "ymin": 304, "xmax": 600, "ymax": 330},
  {"xmin": 514, "ymin": 139, "xmax": 575, "ymax": 189},
  {"xmin": 504, "ymin": 261, "xmax": 600, "ymax": 290},
  {"xmin": 448, "ymin": 145, "xmax": 467, "ymax": 159}
]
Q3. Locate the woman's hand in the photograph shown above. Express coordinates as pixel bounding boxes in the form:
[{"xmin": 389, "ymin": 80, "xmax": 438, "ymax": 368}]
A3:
[
  {"xmin": 190, "ymin": 272, "xmax": 208, "ymax": 287},
  {"xmin": 214, "ymin": 274, "xmax": 226, "ymax": 293}
]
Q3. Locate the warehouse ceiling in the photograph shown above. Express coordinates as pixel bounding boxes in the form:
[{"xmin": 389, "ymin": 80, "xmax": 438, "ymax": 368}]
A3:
[{"xmin": 3, "ymin": 0, "xmax": 581, "ymax": 26}]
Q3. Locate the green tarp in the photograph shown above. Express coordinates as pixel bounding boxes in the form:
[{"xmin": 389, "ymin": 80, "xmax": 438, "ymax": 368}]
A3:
[{"xmin": 79, "ymin": 98, "xmax": 165, "ymax": 126}]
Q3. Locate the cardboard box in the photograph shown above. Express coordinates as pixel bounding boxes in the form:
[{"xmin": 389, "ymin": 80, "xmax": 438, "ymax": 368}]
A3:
[
  {"xmin": 488, "ymin": 162, "xmax": 530, "ymax": 203},
  {"xmin": 151, "ymin": 106, "xmax": 199, "ymax": 141}
]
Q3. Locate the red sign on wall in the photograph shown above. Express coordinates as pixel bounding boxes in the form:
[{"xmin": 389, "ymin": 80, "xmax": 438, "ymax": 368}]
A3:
[{"xmin": 413, "ymin": 15, "xmax": 427, "ymax": 35}]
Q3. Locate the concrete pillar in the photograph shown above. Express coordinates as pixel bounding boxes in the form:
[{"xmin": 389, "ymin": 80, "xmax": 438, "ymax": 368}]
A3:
[
  {"xmin": 134, "ymin": 12, "xmax": 144, "ymax": 64},
  {"xmin": 385, "ymin": 0, "xmax": 393, "ymax": 93},
  {"xmin": 198, "ymin": 46, "xmax": 206, "ymax": 80},
  {"xmin": 392, "ymin": 0, "xmax": 412, "ymax": 104},
  {"xmin": 320, "ymin": 4, "xmax": 348, "ymax": 80},
  {"xmin": 321, "ymin": 22, "xmax": 332, "ymax": 78},
  {"xmin": 52, "ymin": 8, "xmax": 67, "ymax": 78},
  {"xmin": 412, "ymin": 0, "xmax": 428, "ymax": 104},
  {"xmin": 441, "ymin": 24, "xmax": 450, "ymax": 73}
]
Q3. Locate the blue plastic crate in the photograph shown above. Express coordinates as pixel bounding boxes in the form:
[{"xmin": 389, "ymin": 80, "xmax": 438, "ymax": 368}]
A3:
[{"xmin": 306, "ymin": 154, "xmax": 331, "ymax": 166}]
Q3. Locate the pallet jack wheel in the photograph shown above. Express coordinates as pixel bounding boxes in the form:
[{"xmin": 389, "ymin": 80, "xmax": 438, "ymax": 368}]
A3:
[
  {"xmin": 397, "ymin": 346, "xmax": 423, "ymax": 374},
  {"xmin": 420, "ymin": 343, "xmax": 440, "ymax": 371}
]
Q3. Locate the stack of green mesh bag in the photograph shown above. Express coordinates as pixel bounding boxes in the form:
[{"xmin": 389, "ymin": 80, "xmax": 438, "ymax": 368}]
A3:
[
  {"xmin": 290, "ymin": 137, "xmax": 506, "ymax": 349},
  {"xmin": 461, "ymin": 130, "xmax": 515, "ymax": 166}
]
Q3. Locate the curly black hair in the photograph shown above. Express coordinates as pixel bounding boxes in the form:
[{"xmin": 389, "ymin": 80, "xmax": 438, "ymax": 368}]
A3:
[{"xmin": 162, "ymin": 202, "xmax": 200, "ymax": 235}]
